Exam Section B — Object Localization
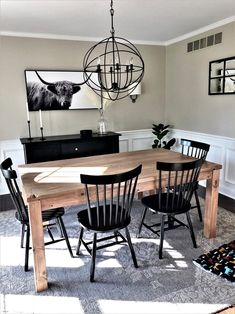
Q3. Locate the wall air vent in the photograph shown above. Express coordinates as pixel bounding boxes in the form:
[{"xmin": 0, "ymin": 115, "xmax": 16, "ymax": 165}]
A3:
[{"xmin": 187, "ymin": 32, "xmax": 222, "ymax": 53}]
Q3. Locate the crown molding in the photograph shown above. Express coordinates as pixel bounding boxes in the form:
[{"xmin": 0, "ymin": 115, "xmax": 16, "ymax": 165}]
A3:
[
  {"xmin": 0, "ymin": 31, "xmax": 165, "ymax": 46},
  {"xmin": 0, "ymin": 31, "xmax": 104, "ymax": 43},
  {"xmin": 165, "ymin": 16, "xmax": 235, "ymax": 46},
  {"xmin": 1, "ymin": 15, "xmax": 235, "ymax": 46}
]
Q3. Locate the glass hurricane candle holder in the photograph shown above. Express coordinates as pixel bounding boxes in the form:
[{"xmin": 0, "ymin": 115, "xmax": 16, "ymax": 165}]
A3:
[{"xmin": 97, "ymin": 109, "xmax": 108, "ymax": 134}]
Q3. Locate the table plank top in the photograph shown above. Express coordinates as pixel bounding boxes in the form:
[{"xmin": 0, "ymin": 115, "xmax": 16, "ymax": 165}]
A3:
[{"xmin": 19, "ymin": 148, "xmax": 222, "ymax": 203}]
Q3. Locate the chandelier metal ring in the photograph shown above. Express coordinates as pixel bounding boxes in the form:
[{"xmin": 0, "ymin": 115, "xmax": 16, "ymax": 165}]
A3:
[{"xmin": 83, "ymin": 0, "xmax": 144, "ymax": 101}]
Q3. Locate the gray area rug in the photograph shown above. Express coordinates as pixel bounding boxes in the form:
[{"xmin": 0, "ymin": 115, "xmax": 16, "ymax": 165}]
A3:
[{"xmin": 0, "ymin": 199, "xmax": 235, "ymax": 314}]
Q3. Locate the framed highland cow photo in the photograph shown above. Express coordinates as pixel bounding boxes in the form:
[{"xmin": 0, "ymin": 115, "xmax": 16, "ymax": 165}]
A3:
[{"xmin": 24, "ymin": 70, "xmax": 100, "ymax": 111}]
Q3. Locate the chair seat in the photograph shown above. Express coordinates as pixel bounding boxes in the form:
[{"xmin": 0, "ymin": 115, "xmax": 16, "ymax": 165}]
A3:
[
  {"xmin": 15, "ymin": 207, "xmax": 65, "ymax": 224},
  {"xmin": 78, "ymin": 205, "xmax": 131, "ymax": 232},
  {"xmin": 141, "ymin": 193, "xmax": 191, "ymax": 215}
]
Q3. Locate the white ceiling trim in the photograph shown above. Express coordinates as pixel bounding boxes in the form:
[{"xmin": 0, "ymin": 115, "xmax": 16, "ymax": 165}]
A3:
[
  {"xmin": 165, "ymin": 16, "xmax": 235, "ymax": 46},
  {"xmin": 0, "ymin": 30, "xmax": 166, "ymax": 46},
  {"xmin": 0, "ymin": 31, "xmax": 107, "ymax": 43},
  {"xmin": 1, "ymin": 15, "xmax": 235, "ymax": 47}
]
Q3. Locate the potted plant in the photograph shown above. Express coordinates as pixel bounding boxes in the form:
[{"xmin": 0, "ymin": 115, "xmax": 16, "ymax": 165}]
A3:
[{"xmin": 152, "ymin": 123, "xmax": 176, "ymax": 149}]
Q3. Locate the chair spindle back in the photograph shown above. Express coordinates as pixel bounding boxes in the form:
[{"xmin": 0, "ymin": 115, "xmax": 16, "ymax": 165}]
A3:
[
  {"xmin": 0, "ymin": 158, "xmax": 28, "ymax": 222},
  {"xmin": 80, "ymin": 165, "xmax": 142, "ymax": 229},
  {"xmin": 181, "ymin": 139, "xmax": 210, "ymax": 160},
  {"xmin": 157, "ymin": 159, "xmax": 203, "ymax": 213}
]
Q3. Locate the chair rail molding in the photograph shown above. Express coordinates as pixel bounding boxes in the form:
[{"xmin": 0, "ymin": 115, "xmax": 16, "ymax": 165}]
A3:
[{"xmin": 0, "ymin": 129, "xmax": 235, "ymax": 199}]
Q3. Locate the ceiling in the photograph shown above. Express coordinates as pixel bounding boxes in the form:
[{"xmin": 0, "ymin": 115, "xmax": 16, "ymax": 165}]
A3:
[{"xmin": 1, "ymin": 0, "xmax": 235, "ymax": 45}]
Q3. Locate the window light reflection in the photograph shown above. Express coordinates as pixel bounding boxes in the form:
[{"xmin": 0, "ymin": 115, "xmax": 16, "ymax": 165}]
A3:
[
  {"xmin": 0, "ymin": 235, "xmax": 84, "ymax": 269},
  {"xmin": 98, "ymin": 300, "xmax": 229, "ymax": 314},
  {"xmin": 175, "ymin": 260, "xmax": 188, "ymax": 268},
  {"xmin": 166, "ymin": 249, "xmax": 184, "ymax": 259},
  {"xmin": 2, "ymin": 294, "xmax": 84, "ymax": 314},
  {"xmin": 21, "ymin": 166, "xmax": 108, "ymax": 184},
  {"xmin": 97, "ymin": 259, "xmax": 122, "ymax": 268}
]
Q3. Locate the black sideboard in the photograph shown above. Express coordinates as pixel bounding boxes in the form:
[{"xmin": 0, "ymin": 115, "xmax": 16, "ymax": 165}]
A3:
[{"xmin": 20, "ymin": 132, "xmax": 121, "ymax": 164}]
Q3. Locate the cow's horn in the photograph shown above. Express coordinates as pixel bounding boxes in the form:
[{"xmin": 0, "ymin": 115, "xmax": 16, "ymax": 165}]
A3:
[
  {"xmin": 35, "ymin": 71, "xmax": 54, "ymax": 86},
  {"xmin": 35, "ymin": 71, "xmax": 93, "ymax": 86},
  {"xmin": 72, "ymin": 73, "xmax": 93, "ymax": 86}
]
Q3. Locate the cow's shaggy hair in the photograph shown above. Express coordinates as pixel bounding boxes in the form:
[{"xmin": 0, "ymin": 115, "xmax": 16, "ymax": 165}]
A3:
[{"xmin": 27, "ymin": 81, "xmax": 81, "ymax": 111}]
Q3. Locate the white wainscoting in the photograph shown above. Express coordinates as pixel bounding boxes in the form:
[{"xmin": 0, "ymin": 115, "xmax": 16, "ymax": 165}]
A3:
[
  {"xmin": 119, "ymin": 129, "xmax": 154, "ymax": 152},
  {"xmin": 171, "ymin": 129, "xmax": 235, "ymax": 199},
  {"xmin": 0, "ymin": 139, "xmax": 25, "ymax": 195},
  {"xmin": 120, "ymin": 128, "xmax": 235, "ymax": 200},
  {"xmin": 0, "ymin": 129, "xmax": 235, "ymax": 199}
]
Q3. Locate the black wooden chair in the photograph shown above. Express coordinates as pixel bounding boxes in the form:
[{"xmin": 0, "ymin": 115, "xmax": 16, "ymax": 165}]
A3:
[
  {"xmin": 138, "ymin": 159, "xmax": 203, "ymax": 259},
  {"xmin": 180, "ymin": 138, "xmax": 210, "ymax": 221},
  {"xmin": 0, "ymin": 157, "xmax": 73, "ymax": 271},
  {"xmin": 76, "ymin": 164, "xmax": 142, "ymax": 282}
]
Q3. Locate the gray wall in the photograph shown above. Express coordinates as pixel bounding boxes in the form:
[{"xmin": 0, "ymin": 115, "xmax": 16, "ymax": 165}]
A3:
[
  {"xmin": 165, "ymin": 22, "xmax": 235, "ymax": 138},
  {"xmin": 0, "ymin": 36, "xmax": 165, "ymax": 140},
  {"xmin": 2, "ymin": 21, "xmax": 234, "ymax": 142}
]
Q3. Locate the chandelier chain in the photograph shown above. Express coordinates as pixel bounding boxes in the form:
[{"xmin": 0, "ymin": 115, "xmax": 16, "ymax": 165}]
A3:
[{"xmin": 110, "ymin": 0, "xmax": 115, "ymax": 36}]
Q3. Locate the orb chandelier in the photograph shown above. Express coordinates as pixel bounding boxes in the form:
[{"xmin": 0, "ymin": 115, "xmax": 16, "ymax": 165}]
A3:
[{"xmin": 83, "ymin": 0, "xmax": 144, "ymax": 101}]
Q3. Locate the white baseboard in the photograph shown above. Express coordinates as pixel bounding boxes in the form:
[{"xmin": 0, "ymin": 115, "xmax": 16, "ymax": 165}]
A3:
[{"xmin": 1, "ymin": 129, "xmax": 234, "ymax": 199}]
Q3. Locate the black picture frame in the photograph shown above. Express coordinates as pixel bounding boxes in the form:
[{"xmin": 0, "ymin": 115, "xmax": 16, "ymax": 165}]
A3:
[
  {"xmin": 24, "ymin": 70, "xmax": 100, "ymax": 111},
  {"xmin": 208, "ymin": 56, "xmax": 235, "ymax": 95}
]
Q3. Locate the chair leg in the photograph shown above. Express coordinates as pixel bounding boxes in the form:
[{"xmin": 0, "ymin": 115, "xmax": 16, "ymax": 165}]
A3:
[
  {"xmin": 159, "ymin": 215, "xmax": 166, "ymax": 259},
  {"xmin": 90, "ymin": 233, "xmax": 97, "ymax": 282},
  {"xmin": 114, "ymin": 231, "xmax": 118, "ymax": 242},
  {"xmin": 186, "ymin": 212, "xmax": 197, "ymax": 248},
  {"xmin": 167, "ymin": 215, "xmax": 175, "ymax": 229},
  {"xmin": 194, "ymin": 190, "xmax": 203, "ymax": 222},
  {"xmin": 21, "ymin": 224, "xmax": 26, "ymax": 248},
  {"xmin": 125, "ymin": 227, "xmax": 138, "ymax": 268},
  {"xmin": 76, "ymin": 227, "xmax": 84, "ymax": 255},
  {"xmin": 58, "ymin": 217, "xmax": 73, "ymax": 257},
  {"xmin": 46, "ymin": 225, "xmax": 55, "ymax": 242},
  {"xmin": 137, "ymin": 207, "xmax": 148, "ymax": 237},
  {"xmin": 24, "ymin": 225, "xmax": 30, "ymax": 272},
  {"xmin": 56, "ymin": 219, "xmax": 64, "ymax": 237}
]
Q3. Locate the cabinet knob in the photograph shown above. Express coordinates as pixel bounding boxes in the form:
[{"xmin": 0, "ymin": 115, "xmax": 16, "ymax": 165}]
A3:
[{"xmin": 75, "ymin": 147, "xmax": 79, "ymax": 151}]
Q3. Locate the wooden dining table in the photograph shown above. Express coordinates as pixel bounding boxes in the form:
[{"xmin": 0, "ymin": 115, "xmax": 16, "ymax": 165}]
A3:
[{"xmin": 19, "ymin": 148, "xmax": 222, "ymax": 292}]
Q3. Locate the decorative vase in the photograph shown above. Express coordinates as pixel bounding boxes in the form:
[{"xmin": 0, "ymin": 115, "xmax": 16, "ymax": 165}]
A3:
[{"xmin": 98, "ymin": 109, "xmax": 108, "ymax": 134}]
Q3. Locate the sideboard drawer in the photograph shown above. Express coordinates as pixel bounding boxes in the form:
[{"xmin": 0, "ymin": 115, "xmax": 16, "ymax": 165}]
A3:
[
  {"xmin": 61, "ymin": 140, "xmax": 92, "ymax": 158},
  {"xmin": 61, "ymin": 139, "xmax": 114, "ymax": 158}
]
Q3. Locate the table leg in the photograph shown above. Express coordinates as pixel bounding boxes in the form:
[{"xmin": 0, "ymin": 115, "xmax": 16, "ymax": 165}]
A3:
[
  {"xmin": 28, "ymin": 199, "xmax": 48, "ymax": 292},
  {"xmin": 204, "ymin": 169, "xmax": 220, "ymax": 238}
]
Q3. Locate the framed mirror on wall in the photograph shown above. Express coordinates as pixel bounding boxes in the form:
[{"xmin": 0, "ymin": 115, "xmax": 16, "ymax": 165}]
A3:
[
  {"xmin": 208, "ymin": 56, "xmax": 235, "ymax": 95},
  {"xmin": 209, "ymin": 56, "xmax": 235, "ymax": 95},
  {"xmin": 25, "ymin": 70, "xmax": 100, "ymax": 111}
]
